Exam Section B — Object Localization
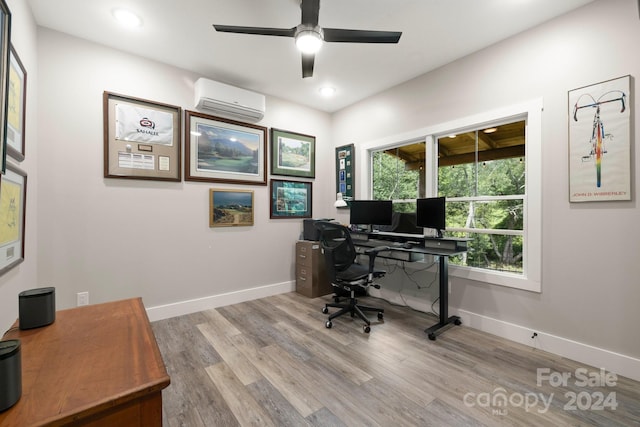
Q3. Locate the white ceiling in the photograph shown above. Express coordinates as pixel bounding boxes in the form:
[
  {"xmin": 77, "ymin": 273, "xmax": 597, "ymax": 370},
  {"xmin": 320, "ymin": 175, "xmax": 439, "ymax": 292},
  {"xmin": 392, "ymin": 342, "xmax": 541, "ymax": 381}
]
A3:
[{"xmin": 27, "ymin": 0, "xmax": 595, "ymax": 113}]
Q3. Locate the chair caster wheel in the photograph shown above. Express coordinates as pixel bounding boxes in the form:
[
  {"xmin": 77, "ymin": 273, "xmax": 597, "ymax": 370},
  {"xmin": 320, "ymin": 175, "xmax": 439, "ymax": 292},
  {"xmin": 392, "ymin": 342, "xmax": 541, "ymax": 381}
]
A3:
[
  {"xmin": 377, "ymin": 312, "xmax": 384, "ymax": 320},
  {"xmin": 454, "ymin": 318, "xmax": 462, "ymax": 326},
  {"xmin": 322, "ymin": 307, "xmax": 329, "ymax": 314},
  {"xmin": 363, "ymin": 325, "xmax": 371, "ymax": 333},
  {"xmin": 325, "ymin": 320, "xmax": 332, "ymax": 329},
  {"xmin": 428, "ymin": 333, "xmax": 436, "ymax": 341}
]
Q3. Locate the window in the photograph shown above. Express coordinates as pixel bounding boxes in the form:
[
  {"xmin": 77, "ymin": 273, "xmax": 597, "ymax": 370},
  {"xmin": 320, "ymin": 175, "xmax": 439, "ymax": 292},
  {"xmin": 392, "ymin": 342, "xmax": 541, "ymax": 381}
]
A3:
[
  {"xmin": 438, "ymin": 121, "xmax": 525, "ymax": 274},
  {"xmin": 372, "ymin": 142, "xmax": 425, "ymax": 213},
  {"xmin": 364, "ymin": 100, "xmax": 541, "ymax": 291}
]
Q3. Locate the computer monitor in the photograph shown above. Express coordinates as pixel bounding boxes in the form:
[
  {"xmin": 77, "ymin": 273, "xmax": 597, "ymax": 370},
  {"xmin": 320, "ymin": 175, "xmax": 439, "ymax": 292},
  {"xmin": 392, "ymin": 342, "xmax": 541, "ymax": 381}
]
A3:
[
  {"xmin": 378, "ymin": 212, "xmax": 423, "ymax": 235},
  {"xmin": 349, "ymin": 200, "xmax": 393, "ymax": 229},
  {"xmin": 416, "ymin": 197, "xmax": 446, "ymax": 238}
]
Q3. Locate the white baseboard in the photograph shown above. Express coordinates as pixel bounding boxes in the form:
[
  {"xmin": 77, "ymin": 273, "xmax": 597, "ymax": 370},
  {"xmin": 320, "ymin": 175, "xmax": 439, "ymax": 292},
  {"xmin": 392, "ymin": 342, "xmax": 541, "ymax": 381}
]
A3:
[
  {"xmin": 145, "ymin": 281, "xmax": 295, "ymax": 322},
  {"xmin": 456, "ymin": 309, "xmax": 640, "ymax": 382}
]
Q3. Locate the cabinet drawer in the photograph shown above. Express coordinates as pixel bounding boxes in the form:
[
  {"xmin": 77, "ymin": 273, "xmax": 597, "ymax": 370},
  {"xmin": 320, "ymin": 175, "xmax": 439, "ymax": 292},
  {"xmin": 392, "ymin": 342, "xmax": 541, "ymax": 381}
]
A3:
[{"xmin": 296, "ymin": 241, "xmax": 321, "ymax": 267}]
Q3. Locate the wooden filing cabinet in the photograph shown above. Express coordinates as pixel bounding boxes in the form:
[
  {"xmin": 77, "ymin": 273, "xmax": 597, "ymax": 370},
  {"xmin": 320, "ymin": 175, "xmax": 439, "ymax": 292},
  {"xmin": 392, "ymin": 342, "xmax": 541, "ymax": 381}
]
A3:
[{"xmin": 295, "ymin": 240, "xmax": 333, "ymax": 297}]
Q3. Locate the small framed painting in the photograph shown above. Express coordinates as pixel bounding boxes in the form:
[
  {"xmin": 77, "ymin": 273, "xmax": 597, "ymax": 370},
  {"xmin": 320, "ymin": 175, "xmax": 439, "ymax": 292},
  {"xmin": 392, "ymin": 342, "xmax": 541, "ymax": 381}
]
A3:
[
  {"xmin": 209, "ymin": 188, "xmax": 254, "ymax": 227},
  {"xmin": 270, "ymin": 128, "xmax": 315, "ymax": 178},
  {"xmin": 270, "ymin": 179, "xmax": 312, "ymax": 219}
]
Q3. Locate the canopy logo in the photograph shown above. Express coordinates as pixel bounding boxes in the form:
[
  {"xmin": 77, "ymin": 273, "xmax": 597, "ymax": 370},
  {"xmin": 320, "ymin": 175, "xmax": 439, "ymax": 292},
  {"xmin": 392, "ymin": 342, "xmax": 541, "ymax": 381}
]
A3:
[{"xmin": 463, "ymin": 367, "xmax": 619, "ymax": 417}]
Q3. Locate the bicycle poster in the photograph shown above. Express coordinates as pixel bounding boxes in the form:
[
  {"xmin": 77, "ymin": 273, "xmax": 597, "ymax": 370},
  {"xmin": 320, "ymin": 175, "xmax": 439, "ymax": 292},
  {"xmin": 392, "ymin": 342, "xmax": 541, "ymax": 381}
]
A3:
[{"xmin": 568, "ymin": 75, "xmax": 630, "ymax": 202}]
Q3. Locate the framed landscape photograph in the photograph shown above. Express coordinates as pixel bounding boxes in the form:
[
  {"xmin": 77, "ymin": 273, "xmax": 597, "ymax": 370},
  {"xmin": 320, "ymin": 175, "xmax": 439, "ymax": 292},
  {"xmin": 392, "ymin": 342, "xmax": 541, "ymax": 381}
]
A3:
[
  {"xmin": 186, "ymin": 111, "xmax": 267, "ymax": 185},
  {"xmin": 103, "ymin": 91, "xmax": 182, "ymax": 181},
  {"xmin": 270, "ymin": 128, "xmax": 315, "ymax": 178},
  {"xmin": 0, "ymin": 0, "xmax": 11, "ymax": 174},
  {"xmin": 209, "ymin": 188, "xmax": 254, "ymax": 227},
  {"xmin": 270, "ymin": 179, "xmax": 312, "ymax": 219},
  {"xmin": 7, "ymin": 45, "xmax": 26, "ymax": 161},
  {"xmin": 0, "ymin": 162, "xmax": 26, "ymax": 276}
]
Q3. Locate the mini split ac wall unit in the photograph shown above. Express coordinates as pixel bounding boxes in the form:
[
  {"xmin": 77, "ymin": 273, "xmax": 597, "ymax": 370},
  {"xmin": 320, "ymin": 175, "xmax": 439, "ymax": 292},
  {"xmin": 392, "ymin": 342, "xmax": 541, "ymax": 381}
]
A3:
[{"xmin": 194, "ymin": 78, "xmax": 266, "ymax": 122}]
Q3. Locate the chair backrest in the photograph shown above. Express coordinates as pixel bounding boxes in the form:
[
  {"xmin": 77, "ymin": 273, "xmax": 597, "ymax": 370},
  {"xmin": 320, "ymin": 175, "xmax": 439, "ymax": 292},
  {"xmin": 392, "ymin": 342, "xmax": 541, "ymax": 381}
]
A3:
[{"xmin": 314, "ymin": 221, "xmax": 357, "ymax": 274}]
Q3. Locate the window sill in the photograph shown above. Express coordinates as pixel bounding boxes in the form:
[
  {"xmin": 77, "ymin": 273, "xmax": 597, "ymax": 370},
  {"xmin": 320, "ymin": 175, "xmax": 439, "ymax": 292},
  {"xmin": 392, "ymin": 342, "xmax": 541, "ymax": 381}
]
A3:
[{"xmin": 449, "ymin": 264, "xmax": 541, "ymax": 293}]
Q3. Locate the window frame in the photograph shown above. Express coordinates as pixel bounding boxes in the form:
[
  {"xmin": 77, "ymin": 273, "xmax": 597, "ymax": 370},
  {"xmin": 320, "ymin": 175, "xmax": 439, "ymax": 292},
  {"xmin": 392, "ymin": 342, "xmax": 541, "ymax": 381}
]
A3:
[{"xmin": 359, "ymin": 99, "xmax": 542, "ymax": 292}]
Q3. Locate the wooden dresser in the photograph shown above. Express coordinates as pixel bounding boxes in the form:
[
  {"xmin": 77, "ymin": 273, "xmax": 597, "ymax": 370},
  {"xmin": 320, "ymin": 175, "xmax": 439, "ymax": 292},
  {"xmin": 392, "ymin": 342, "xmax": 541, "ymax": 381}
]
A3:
[
  {"xmin": 295, "ymin": 240, "xmax": 333, "ymax": 297},
  {"xmin": 0, "ymin": 297, "xmax": 170, "ymax": 426}
]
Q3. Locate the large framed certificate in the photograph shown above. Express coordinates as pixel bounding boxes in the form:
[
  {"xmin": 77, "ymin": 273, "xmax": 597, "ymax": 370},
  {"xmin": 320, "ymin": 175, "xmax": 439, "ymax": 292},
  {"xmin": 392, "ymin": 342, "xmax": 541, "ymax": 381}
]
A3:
[{"xmin": 103, "ymin": 91, "xmax": 182, "ymax": 181}]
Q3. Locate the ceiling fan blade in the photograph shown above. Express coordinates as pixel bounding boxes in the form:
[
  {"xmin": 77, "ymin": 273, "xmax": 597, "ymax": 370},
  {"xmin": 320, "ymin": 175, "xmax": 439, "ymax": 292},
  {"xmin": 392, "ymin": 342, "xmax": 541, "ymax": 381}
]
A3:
[
  {"xmin": 213, "ymin": 25, "xmax": 295, "ymax": 38},
  {"xmin": 323, "ymin": 28, "xmax": 402, "ymax": 43},
  {"xmin": 301, "ymin": 53, "xmax": 315, "ymax": 78},
  {"xmin": 300, "ymin": 0, "xmax": 320, "ymax": 26}
]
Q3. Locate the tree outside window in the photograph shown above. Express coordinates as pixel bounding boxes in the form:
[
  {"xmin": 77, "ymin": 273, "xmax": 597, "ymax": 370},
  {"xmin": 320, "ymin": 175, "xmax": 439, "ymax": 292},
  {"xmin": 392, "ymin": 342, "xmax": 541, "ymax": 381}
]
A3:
[{"xmin": 370, "ymin": 120, "xmax": 526, "ymax": 274}]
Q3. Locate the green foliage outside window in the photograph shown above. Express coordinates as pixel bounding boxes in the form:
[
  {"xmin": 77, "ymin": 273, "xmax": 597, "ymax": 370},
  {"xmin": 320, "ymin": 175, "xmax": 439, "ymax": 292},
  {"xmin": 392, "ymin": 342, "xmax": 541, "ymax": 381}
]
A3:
[
  {"xmin": 372, "ymin": 149, "xmax": 420, "ymax": 213},
  {"xmin": 440, "ymin": 156, "xmax": 525, "ymax": 273},
  {"xmin": 370, "ymin": 121, "xmax": 526, "ymax": 274}
]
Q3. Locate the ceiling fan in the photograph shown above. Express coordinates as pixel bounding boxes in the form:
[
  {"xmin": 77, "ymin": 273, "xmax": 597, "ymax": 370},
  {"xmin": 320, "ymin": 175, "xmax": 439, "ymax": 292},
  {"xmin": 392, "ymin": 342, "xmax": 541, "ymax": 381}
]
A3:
[{"xmin": 213, "ymin": 0, "xmax": 402, "ymax": 78}]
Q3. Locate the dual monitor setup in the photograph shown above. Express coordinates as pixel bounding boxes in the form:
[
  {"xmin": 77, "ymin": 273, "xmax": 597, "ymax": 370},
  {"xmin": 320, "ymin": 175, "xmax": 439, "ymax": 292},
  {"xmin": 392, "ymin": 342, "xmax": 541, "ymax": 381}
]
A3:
[{"xmin": 349, "ymin": 197, "xmax": 446, "ymax": 238}]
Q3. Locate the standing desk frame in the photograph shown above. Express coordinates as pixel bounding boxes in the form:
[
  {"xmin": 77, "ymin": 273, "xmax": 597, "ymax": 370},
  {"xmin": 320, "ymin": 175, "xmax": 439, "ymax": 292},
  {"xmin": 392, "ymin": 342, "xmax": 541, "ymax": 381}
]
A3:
[{"xmin": 352, "ymin": 231, "xmax": 466, "ymax": 340}]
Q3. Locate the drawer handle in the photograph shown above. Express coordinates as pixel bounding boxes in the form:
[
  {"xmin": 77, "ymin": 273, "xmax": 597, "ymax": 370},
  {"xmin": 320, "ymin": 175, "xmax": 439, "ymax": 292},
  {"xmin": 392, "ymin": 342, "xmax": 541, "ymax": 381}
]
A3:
[
  {"xmin": 299, "ymin": 254, "xmax": 307, "ymax": 259},
  {"xmin": 298, "ymin": 277, "xmax": 306, "ymax": 281}
]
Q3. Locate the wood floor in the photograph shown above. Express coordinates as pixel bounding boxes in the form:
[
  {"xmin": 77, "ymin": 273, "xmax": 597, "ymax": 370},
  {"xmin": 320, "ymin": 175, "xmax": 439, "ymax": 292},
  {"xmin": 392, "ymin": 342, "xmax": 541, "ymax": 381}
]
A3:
[{"xmin": 151, "ymin": 292, "xmax": 640, "ymax": 426}]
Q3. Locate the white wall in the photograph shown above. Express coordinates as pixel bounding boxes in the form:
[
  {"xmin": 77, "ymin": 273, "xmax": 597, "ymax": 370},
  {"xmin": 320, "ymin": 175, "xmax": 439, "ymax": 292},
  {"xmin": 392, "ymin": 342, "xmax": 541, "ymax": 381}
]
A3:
[
  {"xmin": 0, "ymin": 0, "xmax": 39, "ymax": 331},
  {"xmin": 3, "ymin": 0, "xmax": 637, "ymax": 381},
  {"xmin": 333, "ymin": 0, "xmax": 640, "ymax": 366},
  {"xmin": 33, "ymin": 28, "xmax": 333, "ymax": 321}
]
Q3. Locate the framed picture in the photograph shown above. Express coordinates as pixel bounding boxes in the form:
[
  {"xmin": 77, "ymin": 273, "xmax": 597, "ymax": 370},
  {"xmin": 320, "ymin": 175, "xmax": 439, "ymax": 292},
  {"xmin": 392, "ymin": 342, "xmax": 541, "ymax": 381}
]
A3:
[
  {"xmin": 103, "ymin": 91, "xmax": 182, "ymax": 181},
  {"xmin": 569, "ymin": 75, "xmax": 631, "ymax": 202},
  {"xmin": 209, "ymin": 188, "xmax": 254, "ymax": 227},
  {"xmin": 335, "ymin": 144, "xmax": 354, "ymax": 208},
  {"xmin": 0, "ymin": 0, "xmax": 11, "ymax": 174},
  {"xmin": 6, "ymin": 45, "xmax": 25, "ymax": 161},
  {"xmin": 186, "ymin": 110, "xmax": 267, "ymax": 185},
  {"xmin": 270, "ymin": 179, "xmax": 312, "ymax": 219},
  {"xmin": 0, "ymin": 162, "xmax": 26, "ymax": 276},
  {"xmin": 270, "ymin": 128, "xmax": 315, "ymax": 178}
]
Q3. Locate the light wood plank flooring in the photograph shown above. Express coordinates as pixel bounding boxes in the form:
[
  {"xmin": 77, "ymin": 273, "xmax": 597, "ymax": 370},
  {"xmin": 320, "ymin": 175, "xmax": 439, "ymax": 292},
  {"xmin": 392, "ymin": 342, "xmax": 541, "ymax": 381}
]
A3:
[{"xmin": 151, "ymin": 292, "xmax": 640, "ymax": 426}]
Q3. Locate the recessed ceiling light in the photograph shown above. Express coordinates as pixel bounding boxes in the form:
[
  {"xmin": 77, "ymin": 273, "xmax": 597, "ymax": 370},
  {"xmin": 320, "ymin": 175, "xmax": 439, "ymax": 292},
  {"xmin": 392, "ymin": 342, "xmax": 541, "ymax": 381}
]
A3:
[
  {"xmin": 319, "ymin": 86, "xmax": 336, "ymax": 97},
  {"xmin": 112, "ymin": 8, "xmax": 142, "ymax": 28},
  {"xmin": 483, "ymin": 127, "xmax": 498, "ymax": 134}
]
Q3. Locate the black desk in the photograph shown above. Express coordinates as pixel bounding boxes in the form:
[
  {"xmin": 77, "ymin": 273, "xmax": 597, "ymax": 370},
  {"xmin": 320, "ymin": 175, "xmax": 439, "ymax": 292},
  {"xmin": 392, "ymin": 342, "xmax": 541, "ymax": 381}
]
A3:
[{"xmin": 352, "ymin": 231, "xmax": 467, "ymax": 340}]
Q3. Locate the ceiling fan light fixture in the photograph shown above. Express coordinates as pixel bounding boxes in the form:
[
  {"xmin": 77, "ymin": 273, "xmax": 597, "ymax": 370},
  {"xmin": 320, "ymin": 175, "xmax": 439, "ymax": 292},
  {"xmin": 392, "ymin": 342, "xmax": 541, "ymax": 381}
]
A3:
[{"xmin": 295, "ymin": 25, "xmax": 323, "ymax": 54}]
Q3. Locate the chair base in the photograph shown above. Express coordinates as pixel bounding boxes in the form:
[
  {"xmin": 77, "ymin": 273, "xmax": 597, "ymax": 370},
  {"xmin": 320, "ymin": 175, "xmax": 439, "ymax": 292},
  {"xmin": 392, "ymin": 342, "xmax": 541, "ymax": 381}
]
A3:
[{"xmin": 323, "ymin": 291, "xmax": 384, "ymax": 333}]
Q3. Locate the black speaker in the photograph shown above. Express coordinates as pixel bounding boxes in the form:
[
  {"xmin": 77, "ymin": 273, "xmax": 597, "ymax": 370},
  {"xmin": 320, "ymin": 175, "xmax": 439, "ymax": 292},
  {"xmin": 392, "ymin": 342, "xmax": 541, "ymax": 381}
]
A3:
[
  {"xmin": 18, "ymin": 287, "xmax": 56, "ymax": 330},
  {"xmin": 0, "ymin": 339, "xmax": 21, "ymax": 412}
]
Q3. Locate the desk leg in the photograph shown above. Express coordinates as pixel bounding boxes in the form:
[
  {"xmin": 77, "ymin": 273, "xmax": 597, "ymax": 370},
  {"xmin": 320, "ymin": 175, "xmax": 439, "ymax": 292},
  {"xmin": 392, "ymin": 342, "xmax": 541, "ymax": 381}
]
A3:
[{"xmin": 424, "ymin": 255, "xmax": 461, "ymax": 340}]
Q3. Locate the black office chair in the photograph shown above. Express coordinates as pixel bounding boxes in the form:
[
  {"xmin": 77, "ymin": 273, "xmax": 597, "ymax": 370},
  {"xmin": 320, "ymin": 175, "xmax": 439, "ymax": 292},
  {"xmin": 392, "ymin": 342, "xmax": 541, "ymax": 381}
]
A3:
[{"xmin": 315, "ymin": 221, "xmax": 389, "ymax": 333}]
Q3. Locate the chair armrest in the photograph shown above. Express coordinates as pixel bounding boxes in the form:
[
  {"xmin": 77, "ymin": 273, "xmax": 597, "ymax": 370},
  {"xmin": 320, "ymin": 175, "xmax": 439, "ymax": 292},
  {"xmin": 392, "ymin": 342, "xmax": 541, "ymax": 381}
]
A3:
[
  {"xmin": 364, "ymin": 245, "xmax": 390, "ymax": 273},
  {"xmin": 364, "ymin": 246, "xmax": 391, "ymax": 256}
]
